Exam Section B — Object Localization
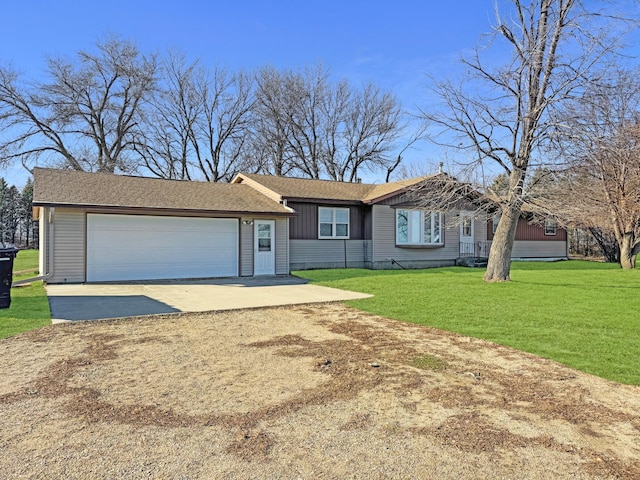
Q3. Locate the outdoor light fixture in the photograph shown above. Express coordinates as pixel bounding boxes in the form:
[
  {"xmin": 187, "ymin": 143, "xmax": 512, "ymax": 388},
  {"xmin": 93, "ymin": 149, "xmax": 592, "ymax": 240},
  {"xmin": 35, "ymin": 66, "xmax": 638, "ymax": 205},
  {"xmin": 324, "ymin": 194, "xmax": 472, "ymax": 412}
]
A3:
[{"xmin": 242, "ymin": 220, "xmax": 254, "ymax": 226}]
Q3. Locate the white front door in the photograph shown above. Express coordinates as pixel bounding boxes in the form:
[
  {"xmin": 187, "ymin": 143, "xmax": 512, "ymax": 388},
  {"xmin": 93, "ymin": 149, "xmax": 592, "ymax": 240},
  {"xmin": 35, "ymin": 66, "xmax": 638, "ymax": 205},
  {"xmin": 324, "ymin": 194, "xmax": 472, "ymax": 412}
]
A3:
[
  {"xmin": 254, "ymin": 220, "xmax": 275, "ymax": 275},
  {"xmin": 459, "ymin": 211, "xmax": 474, "ymax": 256}
]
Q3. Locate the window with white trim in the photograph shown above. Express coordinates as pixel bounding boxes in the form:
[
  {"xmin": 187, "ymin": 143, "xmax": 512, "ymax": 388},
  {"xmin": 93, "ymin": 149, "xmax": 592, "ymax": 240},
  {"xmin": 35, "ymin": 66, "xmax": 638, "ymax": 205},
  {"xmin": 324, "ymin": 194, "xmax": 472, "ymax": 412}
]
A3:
[
  {"xmin": 396, "ymin": 209, "xmax": 443, "ymax": 245},
  {"xmin": 318, "ymin": 207, "xmax": 350, "ymax": 239},
  {"xmin": 461, "ymin": 215, "xmax": 472, "ymax": 237},
  {"xmin": 544, "ymin": 218, "xmax": 557, "ymax": 236}
]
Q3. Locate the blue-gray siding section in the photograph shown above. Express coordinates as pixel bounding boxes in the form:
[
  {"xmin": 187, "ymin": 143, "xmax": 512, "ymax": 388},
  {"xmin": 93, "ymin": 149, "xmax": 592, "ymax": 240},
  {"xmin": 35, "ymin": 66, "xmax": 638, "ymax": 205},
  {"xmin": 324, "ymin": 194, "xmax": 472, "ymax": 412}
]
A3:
[{"xmin": 290, "ymin": 239, "xmax": 369, "ymax": 270}]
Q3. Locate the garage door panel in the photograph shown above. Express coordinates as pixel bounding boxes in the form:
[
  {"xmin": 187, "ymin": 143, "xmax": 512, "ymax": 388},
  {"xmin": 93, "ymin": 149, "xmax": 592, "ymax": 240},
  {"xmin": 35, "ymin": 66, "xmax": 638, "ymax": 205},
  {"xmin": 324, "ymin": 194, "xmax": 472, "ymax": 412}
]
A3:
[{"xmin": 87, "ymin": 214, "xmax": 238, "ymax": 282}]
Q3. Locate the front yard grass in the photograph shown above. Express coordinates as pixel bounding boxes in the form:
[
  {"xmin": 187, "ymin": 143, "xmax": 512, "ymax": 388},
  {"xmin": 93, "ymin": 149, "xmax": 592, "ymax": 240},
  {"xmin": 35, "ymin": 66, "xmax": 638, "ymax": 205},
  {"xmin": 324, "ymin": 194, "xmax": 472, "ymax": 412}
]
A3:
[
  {"xmin": 296, "ymin": 261, "xmax": 640, "ymax": 385},
  {"xmin": 0, "ymin": 249, "xmax": 51, "ymax": 339}
]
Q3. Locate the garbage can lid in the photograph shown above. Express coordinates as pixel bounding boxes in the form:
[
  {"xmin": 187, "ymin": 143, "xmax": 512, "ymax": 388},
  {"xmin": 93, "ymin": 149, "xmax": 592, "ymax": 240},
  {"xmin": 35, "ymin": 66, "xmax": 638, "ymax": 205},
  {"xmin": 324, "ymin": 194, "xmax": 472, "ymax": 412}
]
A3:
[{"xmin": 0, "ymin": 243, "xmax": 19, "ymax": 253}]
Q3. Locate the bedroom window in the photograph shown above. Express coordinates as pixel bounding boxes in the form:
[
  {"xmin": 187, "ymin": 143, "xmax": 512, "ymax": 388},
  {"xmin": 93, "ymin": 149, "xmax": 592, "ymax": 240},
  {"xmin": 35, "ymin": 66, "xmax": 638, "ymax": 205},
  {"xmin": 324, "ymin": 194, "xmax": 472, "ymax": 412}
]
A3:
[
  {"xmin": 396, "ymin": 210, "xmax": 443, "ymax": 245},
  {"xmin": 319, "ymin": 207, "xmax": 350, "ymax": 239},
  {"xmin": 544, "ymin": 218, "xmax": 557, "ymax": 236}
]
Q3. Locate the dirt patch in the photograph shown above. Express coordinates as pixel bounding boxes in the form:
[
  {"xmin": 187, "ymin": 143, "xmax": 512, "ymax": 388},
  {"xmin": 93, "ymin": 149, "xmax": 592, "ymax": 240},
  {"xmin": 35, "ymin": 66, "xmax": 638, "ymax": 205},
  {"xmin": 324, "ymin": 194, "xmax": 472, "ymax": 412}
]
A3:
[{"xmin": 1, "ymin": 303, "xmax": 639, "ymax": 479}]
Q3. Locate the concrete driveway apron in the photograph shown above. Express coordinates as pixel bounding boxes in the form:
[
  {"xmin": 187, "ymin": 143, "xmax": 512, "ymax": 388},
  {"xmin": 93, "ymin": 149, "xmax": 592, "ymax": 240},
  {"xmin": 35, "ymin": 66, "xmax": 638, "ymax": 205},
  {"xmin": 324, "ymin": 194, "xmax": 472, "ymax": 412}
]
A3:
[{"xmin": 46, "ymin": 276, "xmax": 372, "ymax": 323}]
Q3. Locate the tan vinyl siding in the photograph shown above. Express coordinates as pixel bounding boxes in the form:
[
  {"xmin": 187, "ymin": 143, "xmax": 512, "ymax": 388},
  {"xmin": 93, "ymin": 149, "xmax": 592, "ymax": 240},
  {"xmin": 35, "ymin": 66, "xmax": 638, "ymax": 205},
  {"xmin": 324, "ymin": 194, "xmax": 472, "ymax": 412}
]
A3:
[
  {"xmin": 290, "ymin": 239, "xmax": 368, "ymax": 269},
  {"xmin": 275, "ymin": 218, "xmax": 289, "ymax": 275},
  {"xmin": 371, "ymin": 205, "xmax": 459, "ymax": 262},
  {"xmin": 50, "ymin": 208, "xmax": 86, "ymax": 283},
  {"xmin": 512, "ymin": 241, "xmax": 567, "ymax": 258},
  {"xmin": 241, "ymin": 216, "xmax": 287, "ymax": 275},
  {"xmin": 240, "ymin": 218, "xmax": 254, "ymax": 276}
]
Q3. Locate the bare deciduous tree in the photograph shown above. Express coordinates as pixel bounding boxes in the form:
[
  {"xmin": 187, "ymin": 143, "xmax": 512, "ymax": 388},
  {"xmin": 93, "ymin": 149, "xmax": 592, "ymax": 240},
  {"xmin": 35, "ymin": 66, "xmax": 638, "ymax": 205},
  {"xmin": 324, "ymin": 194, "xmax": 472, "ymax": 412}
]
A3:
[
  {"xmin": 331, "ymin": 83, "xmax": 404, "ymax": 182},
  {"xmin": 550, "ymin": 67, "xmax": 640, "ymax": 268},
  {"xmin": 425, "ymin": 0, "xmax": 628, "ymax": 281},
  {"xmin": 137, "ymin": 56, "xmax": 257, "ymax": 182},
  {"xmin": 254, "ymin": 64, "xmax": 409, "ymax": 181},
  {"xmin": 193, "ymin": 68, "xmax": 256, "ymax": 182},
  {"xmin": 0, "ymin": 35, "xmax": 157, "ymax": 173},
  {"xmin": 135, "ymin": 53, "xmax": 201, "ymax": 180}
]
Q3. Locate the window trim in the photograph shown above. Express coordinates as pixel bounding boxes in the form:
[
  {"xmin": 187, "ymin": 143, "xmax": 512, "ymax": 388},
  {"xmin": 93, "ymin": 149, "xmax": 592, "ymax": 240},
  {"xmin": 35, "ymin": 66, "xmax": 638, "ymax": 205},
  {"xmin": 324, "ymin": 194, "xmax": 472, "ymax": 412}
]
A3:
[
  {"xmin": 544, "ymin": 218, "xmax": 557, "ymax": 236},
  {"xmin": 318, "ymin": 206, "xmax": 350, "ymax": 239},
  {"xmin": 461, "ymin": 215, "xmax": 473, "ymax": 237},
  {"xmin": 395, "ymin": 209, "xmax": 444, "ymax": 246}
]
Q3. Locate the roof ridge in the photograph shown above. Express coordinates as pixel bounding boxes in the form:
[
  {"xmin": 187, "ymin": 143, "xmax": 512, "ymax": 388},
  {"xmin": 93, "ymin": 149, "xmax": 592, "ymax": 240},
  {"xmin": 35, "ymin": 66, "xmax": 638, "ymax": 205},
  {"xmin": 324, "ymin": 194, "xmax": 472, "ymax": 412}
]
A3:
[
  {"xmin": 33, "ymin": 167, "xmax": 217, "ymax": 185},
  {"xmin": 242, "ymin": 172, "xmax": 378, "ymax": 187}
]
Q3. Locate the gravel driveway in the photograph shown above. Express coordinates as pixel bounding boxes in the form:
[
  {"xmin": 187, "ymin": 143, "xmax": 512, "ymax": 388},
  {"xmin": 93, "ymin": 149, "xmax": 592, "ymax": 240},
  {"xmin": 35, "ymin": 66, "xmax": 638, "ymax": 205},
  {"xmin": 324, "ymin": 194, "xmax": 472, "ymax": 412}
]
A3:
[{"xmin": 1, "ymin": 303, "xmax": 639, "ymax": 479}]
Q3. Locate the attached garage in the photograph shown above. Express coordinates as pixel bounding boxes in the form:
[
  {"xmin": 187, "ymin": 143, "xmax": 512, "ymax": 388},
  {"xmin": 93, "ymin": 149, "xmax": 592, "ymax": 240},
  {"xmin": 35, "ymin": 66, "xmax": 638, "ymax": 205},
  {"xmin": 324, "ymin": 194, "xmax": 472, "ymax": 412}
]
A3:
[
  {"xmin": 87, "ymin": 214, "xmax": 238, "ymax": 282},
  {"xmin": 33, "ymin": 168, "xmax": 293, "ymax": 283}
]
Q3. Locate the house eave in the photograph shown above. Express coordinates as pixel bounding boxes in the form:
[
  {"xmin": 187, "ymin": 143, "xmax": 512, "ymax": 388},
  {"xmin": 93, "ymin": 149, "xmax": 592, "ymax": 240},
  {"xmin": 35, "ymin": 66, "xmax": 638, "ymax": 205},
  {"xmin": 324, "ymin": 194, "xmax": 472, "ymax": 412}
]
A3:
[
  {"xmin": 284, "ymin": 197, "xmax": 365, "ymax": 206},
  {"xmin": 31, "ymin": 202, "xmax": 295, "ymax": 217}
]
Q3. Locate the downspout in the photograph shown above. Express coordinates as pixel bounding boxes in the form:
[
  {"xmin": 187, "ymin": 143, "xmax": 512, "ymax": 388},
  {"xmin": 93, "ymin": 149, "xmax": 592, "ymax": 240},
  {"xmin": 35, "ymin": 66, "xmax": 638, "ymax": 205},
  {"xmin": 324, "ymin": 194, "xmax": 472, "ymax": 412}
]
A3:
[
  {"xmin": 13, "ymin": 207, "xmax": 55, "ymax": 286},
  {"xmin": 343, "ymin": 239, "xmax": 347, "ymax": 268}
]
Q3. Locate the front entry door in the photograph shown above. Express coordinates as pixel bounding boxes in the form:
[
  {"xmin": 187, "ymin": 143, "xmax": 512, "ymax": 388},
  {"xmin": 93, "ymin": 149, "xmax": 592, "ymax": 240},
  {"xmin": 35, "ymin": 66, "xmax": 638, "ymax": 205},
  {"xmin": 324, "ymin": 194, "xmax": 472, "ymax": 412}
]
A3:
[
  {"xmin": 459, "ymin": 211, "xmax": 474, "ymax": 256},
  {"xmin": 254, "ymin": 220, "xmax": 275, "ymax": 275}
]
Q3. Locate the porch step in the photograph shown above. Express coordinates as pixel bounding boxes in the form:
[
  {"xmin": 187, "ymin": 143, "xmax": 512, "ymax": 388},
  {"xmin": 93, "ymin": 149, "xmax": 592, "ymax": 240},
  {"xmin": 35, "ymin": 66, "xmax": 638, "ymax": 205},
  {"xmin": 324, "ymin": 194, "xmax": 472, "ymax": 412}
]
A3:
[{"xmin": 456, "ymin": 257, "xmax": 488, "ymax": 268}]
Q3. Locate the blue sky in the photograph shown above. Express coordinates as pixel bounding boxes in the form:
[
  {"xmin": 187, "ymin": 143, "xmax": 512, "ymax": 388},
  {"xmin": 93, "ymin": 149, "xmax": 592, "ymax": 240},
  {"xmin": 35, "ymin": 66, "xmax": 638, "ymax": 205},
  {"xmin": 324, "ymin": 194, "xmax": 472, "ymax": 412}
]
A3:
[
  {"xmin": 1, "ymin": 1, "xmax": 637, "ymax": 186},
  {"xmin": 0, "ymin": 0, "xmax": 498, "ymax": 186}
]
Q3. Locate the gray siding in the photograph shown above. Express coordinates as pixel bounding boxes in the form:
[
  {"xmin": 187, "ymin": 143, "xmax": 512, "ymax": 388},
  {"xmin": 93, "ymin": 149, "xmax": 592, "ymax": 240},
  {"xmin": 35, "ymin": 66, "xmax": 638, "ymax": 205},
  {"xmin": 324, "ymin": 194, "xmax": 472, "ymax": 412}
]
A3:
[
  {"xmin": 50, "ymin": 208, "xmax": 86, "ymax": 283},
  {"xmin": 275, "ymin": 218, "xmax": 289, "ymax": 275},
  {"xmin": 371, "ymin": 205, "xmax": 459, "ymax": 265},
  {"xmin": 240, "ymin": 218, "xmax": 254, "ymax": 276},
  {"xmin": 290, "ymin": 239, "xmax": 370, "ymax": 270},
  {"xmin": 512, "ymin": 240, "xmax": 567, "ymax": 258}
]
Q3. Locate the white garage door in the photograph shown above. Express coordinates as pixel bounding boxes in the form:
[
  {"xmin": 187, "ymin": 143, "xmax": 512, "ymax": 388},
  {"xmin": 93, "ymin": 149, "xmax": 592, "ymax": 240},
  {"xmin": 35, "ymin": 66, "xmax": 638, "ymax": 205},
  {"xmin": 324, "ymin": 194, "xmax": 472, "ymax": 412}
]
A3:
[{"xmin": 87, "ymin": 214, "xmax": 238, "ymax": 282}]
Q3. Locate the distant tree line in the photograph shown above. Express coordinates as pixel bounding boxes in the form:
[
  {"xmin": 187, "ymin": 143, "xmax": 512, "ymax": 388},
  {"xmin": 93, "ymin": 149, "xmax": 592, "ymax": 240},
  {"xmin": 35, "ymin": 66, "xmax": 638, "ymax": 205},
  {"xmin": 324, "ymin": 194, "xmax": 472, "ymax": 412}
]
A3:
[
  {"xmin": 0, "ymin": 177, "xmax": 36, "ymax": 247},
  {"xmin": 0, "ymin": 36, "xmax": 422, "ymax": 183}
]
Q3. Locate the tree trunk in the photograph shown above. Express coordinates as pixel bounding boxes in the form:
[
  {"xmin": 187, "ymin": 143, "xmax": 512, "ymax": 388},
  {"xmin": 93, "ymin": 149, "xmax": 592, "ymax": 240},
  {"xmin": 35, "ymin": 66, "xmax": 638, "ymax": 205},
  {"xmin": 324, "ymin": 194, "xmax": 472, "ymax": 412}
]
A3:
[
  {"xmin": 484, "ymin": 203, "xmax": 521, "ymax": 282},
  {"xmin": 619, "ymin": 233, "xmax": 638, "ymax": 269}
]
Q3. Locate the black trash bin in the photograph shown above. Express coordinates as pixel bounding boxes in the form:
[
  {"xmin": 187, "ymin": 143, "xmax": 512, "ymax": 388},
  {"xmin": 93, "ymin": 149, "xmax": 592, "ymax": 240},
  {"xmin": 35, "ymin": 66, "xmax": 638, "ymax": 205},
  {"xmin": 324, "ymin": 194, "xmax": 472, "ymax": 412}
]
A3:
[{"xmin": 0, "ymin": 244, "xmax": 19, "ymax": 309}]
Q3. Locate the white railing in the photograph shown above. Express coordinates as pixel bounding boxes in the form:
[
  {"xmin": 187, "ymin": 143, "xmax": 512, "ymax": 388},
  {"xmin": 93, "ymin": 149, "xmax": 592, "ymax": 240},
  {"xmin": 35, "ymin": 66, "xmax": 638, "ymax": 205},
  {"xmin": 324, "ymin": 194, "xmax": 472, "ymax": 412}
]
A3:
[{"xmin": 459, "ymin": 241, "xmax": 491, "ymax": 257}]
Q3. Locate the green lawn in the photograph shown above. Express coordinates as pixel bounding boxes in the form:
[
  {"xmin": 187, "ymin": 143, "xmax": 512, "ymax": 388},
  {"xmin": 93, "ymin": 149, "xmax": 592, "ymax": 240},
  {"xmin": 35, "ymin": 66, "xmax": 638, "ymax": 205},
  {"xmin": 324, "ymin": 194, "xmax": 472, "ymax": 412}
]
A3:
[
  {"xmin": 0, "ymin": 249, "xmax": 51, "ymax": 339},
  {"xmin": 295, "ymin": 261, "xmax": 640, "ymax": 385}
]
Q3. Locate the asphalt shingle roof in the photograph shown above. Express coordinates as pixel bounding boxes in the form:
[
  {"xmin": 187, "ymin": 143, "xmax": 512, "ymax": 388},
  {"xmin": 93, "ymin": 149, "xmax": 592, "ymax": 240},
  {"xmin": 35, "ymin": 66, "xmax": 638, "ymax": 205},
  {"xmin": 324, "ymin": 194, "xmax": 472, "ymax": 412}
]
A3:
[
  {"xmin": 33, "ymin": 168, "xmax": 293, "ymax": 215},
  {"xmin": 235, "ymin": 173, "xmax": 434, "ymax": 203}
]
